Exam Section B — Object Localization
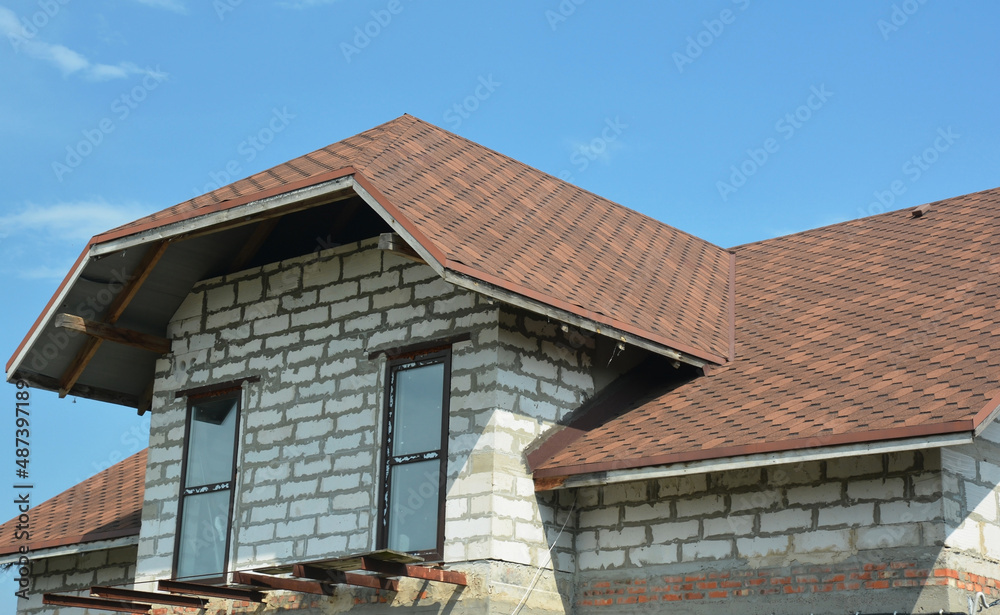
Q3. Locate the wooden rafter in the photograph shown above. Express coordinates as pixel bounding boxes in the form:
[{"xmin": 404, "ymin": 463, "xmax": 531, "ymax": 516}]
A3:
[
  {"xmin": 55, "ymin": 314, "xmax": 172, "ymax": 354},
  {"xmin": 43, "ymin": 593, "xmax": 151, "ymax": 614},
  {"xmin": 91, "ymin": 586, "xmax": 207, "ymax": 609},
  {"xmin": 293, "ymin": 564, "xmax": 399, "ymax": 591},
  {"xmin": 58, "ymin": 240, "xmax": 169, "ymax": 397},
  {"xmin": 233, "ymin": 571, "xmax": 338, "ymax": 596},
  {"xmin": 228, "ymin": 218, "xmax": 281, "ymax": 273},
  {"xmin": 157, "ymin": 579, "xmax": 265, "ymax": 603}
]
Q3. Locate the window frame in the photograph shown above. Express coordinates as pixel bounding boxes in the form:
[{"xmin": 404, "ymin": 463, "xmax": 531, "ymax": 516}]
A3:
[
  {"xmin": 172, "ymin": 385, "xmax": 242, "ymax": 584},
  {"xmin": 376, "ymin": 348, "xmax": 452, "ymax": 561}
]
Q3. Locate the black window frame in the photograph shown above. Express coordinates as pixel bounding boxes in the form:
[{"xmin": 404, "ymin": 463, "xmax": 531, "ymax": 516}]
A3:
[
  {"xmin": 172, "ymin": 385, "xmax": 242, "ymax": 584},
  {"xmin": 376, "ymin": 348, "xmax": 452, "ymax": 561}
]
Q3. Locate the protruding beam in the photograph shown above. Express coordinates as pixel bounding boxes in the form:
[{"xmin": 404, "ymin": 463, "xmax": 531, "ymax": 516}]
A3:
[
  {"xmin": 157, "ymin": 579, "xmax": 265, "ymax": 603},
  {"xmin": 293, "ymin": 564, "xmax": 399, "ymax": 591},
  {"xmin": 55, "ymin": 314, "xmax": 172, "ymax": 355},
  {"xmin": 44, "ymin": 593, "xmax": 151, "ymax": 614},
  {"xmin": 233, "ymin": 571, "xmax": 337, "ymax": 596},
  {"xmin": 378, "ymin": 232, "xmax": 425, "ymax": 263},
  {"xmin": 355, "ymin": 557, "xmax": 467, "ymax": 586},
  {"xmin": 58, "ymin": 240, "xmax": 169, "ymax": 397},
  {"xmin": 91, "ymin": 586, "xmax": 207, "ymax": 609}
]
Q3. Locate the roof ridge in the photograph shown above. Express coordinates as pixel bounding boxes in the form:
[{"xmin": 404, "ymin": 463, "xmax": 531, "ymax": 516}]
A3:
[
  {"xmin": 387, "ymin": 116, "xmax": 728, "ymax": 253},
  {"xmin": 730, "ymin": 184, "xmax": 1000, "ymax": 251},
  {"xmin": 354, "ymin": 114, "xmax": 421, "ymax": 174}
]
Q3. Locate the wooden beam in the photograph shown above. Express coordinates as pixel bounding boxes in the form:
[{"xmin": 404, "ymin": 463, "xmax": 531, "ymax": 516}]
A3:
[
  {"xmin": 91, "ymin": 586, "xmax": 207, "ymax": 609},
  {"xmin": 105, "ymin": 240, "xmax": 170, "ymax": 323},
  {"xmin": 378, "ymin": 233, "xmax": 425, "ymax": 264},
  {"xmin": 55, "ymin": 314, "xmax": 172, "ymax": 354},
  {"xmin": 228, "ymin": 218, "xmax": 280, "ymax": 273},
  {"xmin": 233, "ymin": 571, "xmax": 337, "ymax": 596},
  {"xmin": 293, "ymin": 564, "xmax": 399, "ymax": 591},
  {"xmin": 44, "ymin": 593, "xmax": 151, "ymax": 614},
  {"xmin": 355, "ymin": 558, "xmax": 467, "ymax": 586},
  {"xmin": 157, "ymin": 579, "xmax": 265, "ymax": 603},
  {"xmin": 58, "ymin": 240, "xmax": 169, "ymax": 397}
]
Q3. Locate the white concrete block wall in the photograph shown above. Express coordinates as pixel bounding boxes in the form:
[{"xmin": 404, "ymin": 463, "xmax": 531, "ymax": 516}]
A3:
[
  {"xmin": 18, "ymin": 547, "xmax": 136, "ymax": 615},
  {"xmin": 574, "ymin": 451, "xmax": 944, "ymax": 572},
  {"xmin": 137, "ymin": 239, "xmax": 500, "ymax": 582},
  {"xmin": 942, "ymin": 417, "xmax": 1000, "ymax": 560}
]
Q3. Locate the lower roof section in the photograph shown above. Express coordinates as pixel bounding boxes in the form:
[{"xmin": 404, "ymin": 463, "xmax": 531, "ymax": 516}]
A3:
[
  {"xmin": 532, "ymin": 188, "xmax": 1000, "ymax": 482},
  {"xmin": 0, "ymin": 449, "xmax": 145, "ymax": 559}
]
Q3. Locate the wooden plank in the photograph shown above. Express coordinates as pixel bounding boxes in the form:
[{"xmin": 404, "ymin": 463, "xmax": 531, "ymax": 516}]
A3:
[
  {"xmin": 294, "ymin": 564, "xmax": 399, "ymax": 591},
  {"xmin": 44, "ymin": 593, "xmax": 151, "ymax": 614},
  {"xmin": 91, "ymin": 586, "xmax": 207, "ymax": 609},
  {"xmin": 58, "ymin": 240, "xmax": 169, "ymax": 396},
  {"xmin": 356, "ymin": 558, "xmax": 467, "ymax": 586},
  {"xmin": 157, "ymin": 579, "xmax": 265, "ymax": 603},
  {"xmin": 55, "ymin": 314, "xmax": 172, "ymax": 354},
  {"xmin": 105, "ymin": 240, "xmax": 170, "ymax": 323},
  {"xmin": 233, "ymin": 571, "xmax": 336, "ymax": 596},
  {"xmin": 378, "ymin": 232, "xmax": 425, "ymax": 263}
]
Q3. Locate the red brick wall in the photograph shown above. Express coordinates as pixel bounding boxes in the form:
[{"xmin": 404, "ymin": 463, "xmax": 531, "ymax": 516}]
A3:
[{"xmin": 578, "ymin": 562, "xmax": 1000, "ymax": 606}]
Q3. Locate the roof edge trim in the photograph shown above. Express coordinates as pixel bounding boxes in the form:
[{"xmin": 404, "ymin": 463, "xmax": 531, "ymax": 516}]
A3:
[
  {"xmin": 536, "ymin": 431, "xmax": 974, "ymax": 491},
  {"xmin": 0, "ymin": 533, "xmax": 138, "ymax": 564},
  {"xmin": 6, "ymin": 246, "xmax": 91, "ymax": 378},
  {"xmin": 973, "ymin": 391, "xmax": 1000, "ymax": 437},
  {"xmin": 534, "ymin": 419, "xmax": 976, "ymax": 480}
]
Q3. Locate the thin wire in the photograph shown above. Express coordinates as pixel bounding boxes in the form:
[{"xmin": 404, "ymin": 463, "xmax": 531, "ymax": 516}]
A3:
[{"xmin": 510, "ymin": 496, "xmax": 577, "ymax": 615}]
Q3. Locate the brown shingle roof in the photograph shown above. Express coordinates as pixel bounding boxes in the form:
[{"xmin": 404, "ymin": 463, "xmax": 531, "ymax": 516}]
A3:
[
  {"xmin": 0, "ymin": 450, "xmax": 145, "ymax": 556},
  {"xmin": 533, "ymin": 188, "xmax": 1000, "ymax": 478},
  {"xmin": 88, "ymin": 114, "xmax": 734, "ymax": 365}
]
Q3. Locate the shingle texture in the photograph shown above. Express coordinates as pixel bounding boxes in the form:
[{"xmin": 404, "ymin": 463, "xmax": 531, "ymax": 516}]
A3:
[
  {"xmin": 534, "ymin": 188, "xmax": 1000, "ymax": 477},
  {"xmin": 94, "ymin": 115, "xmax": 734, "ymax": 364},
  {"xmin": 0, "ymin": 450, "xmax": 145, "ymax": 555}
]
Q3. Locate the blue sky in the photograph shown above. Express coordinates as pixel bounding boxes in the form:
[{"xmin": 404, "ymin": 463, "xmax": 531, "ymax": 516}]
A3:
[{"xmin": 1, "ymin": 0, "xmax": 999, "ymax": 606}]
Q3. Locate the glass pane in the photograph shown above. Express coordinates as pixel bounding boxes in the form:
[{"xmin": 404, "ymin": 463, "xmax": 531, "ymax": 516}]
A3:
[
  {"xmin": 392, "ymin": 363, "xmax": 444, "ymax": 456},
  {"xmin": 185, "ymin": 397, "xmax": 237, "ymax": 487},
  {"xmin": 387, "ymin": 460, "xmax": 440, "ymax": 553},
  {"xmin": 176, "ymin": 489, "xmax": 231, "ymax": 580}
]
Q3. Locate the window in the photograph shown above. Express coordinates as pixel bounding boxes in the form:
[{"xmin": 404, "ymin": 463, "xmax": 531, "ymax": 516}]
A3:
[
  {"xmin": 377, "ymin": 349, "xmax": 451, "ymax": 560},
  {"xmin": 174, "ymin": 389, "xmax": 241, "ymax": 582}
]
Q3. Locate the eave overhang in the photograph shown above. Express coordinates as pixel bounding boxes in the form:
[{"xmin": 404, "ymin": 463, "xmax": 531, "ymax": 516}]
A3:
[{"xmin": 7, "ymin": 169, "xmax": 718, "ymax": 407}]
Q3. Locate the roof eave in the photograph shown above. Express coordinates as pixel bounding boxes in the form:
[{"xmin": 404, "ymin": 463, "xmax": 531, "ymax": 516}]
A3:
[{"xmin": 534, "ymin": 428, "xmax": 975, "ymax": 491}]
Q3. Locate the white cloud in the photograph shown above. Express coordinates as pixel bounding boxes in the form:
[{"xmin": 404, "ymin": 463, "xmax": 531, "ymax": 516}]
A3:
[
  {"xmin": 126, "ymin": 0, "xmax": 187, "ymax": 14},
  {"xmin": 0, "ymin": 6, "xmax": 161, "ymax": 81},
  {"xmin": 0, "ymin": 201, "xmax": 144, "ymax": 243}
]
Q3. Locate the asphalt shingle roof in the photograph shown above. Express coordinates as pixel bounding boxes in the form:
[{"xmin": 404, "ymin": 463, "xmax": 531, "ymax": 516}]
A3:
[{"xmin": 533, "ymin": 188, "xmax": 1000, "ymax": 478}]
